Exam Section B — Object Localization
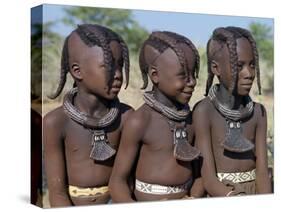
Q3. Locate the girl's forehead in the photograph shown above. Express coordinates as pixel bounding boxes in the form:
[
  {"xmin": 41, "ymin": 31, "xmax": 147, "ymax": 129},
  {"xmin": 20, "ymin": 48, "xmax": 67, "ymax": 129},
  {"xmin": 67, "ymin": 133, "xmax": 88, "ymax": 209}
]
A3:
[
  {"xmin": 77, "ymin": 45, "xmax": 103, "ymax": 65},
  {"xmin": 236, "ymin": 38, "xmax": 253, "ymax": 59},
  {"xmin": 156, "ymin": 48, "xmax": 180, "ymax": 67},
  {"xmin": 156, "ymin": 46, "xmax": 196, "ymax": 73}
]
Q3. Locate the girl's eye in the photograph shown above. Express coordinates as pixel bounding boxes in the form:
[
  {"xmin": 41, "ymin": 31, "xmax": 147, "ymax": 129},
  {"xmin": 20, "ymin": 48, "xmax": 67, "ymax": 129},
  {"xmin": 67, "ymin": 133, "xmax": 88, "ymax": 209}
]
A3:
[
  {"xmin": 179, "ymin": 72, "xmax": 187, "ymax": 78},
  {"xmin": 177, "ymin": 69, "xmax": 186, "ymax": 76},
  {"xmin": 250, "ymin": 62, "xmax": 255, "ymax": 69},
  {"xmin": 237, "ymin": 63, "xmax": 243, "ymax": 70},
  {"xmin": 99, "ymin": 63, "xmax": 106, "ymax": 68}
]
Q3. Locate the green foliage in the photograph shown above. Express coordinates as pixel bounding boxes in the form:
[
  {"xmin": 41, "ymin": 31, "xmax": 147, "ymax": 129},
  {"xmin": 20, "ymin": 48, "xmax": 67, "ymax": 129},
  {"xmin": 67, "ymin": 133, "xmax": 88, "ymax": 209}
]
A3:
[
  {"xmin": 62, "ymin": 6, "xmax": 149, "ymax": 55},
  {"xmin": 41, "ymin": 22, "xmax": 64, "ymax": 102},
  {"xmin": 32, "ymin": 22, "xmax": 62, "ymax": 100},
  {"xmin": 249, "ymin": 22, "xmax": 273, "ymax": 68},
  {"xmin": 249, "ymin": 22, "xmax": 274, "ymax": 94},
  {"xmin": 31, "ymin": 23, "xmax": 43, "ymax": 99}
]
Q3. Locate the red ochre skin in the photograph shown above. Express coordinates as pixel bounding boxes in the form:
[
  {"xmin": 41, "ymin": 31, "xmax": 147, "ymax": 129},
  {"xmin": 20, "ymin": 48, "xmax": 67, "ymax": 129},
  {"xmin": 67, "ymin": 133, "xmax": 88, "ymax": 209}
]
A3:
[
  {"xmin": 109, "ymin": 35, "xmax": 205, "ymax": 202},
  {"xmin": 43, "ymin": 29, "xmax": 133, "ymax": 207},
  {"xmin": 193, "ymin": 35, "xmax": 272, "ymax": 196}
]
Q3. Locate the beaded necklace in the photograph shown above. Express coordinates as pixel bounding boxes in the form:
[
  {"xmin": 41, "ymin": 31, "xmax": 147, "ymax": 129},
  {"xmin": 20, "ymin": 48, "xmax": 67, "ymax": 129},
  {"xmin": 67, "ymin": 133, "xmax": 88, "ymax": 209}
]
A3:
[
  {"xmin": 208, "ymin": 84, "xmax": 254, "ymax": 152},
  {"xmin": 143, "ymin": 91, "xmax": 200, "ymax": 161},
  {"xmin": 63, "ymin": 88, "xmax": 120, "ymax": 160}
]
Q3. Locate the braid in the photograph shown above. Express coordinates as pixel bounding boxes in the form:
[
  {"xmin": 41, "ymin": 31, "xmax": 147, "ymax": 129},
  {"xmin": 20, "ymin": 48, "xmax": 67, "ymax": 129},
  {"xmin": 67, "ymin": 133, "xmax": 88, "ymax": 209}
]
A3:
[
  {"xmin": 75, "ymin": 25, "xmax": 97, "ymax": 47},
  {"xmin": 139, "ymin": 40, "xmax": 149, "ymax": 89},
  {"xmin": 49, "ymin": 24, "xmax": 130, "ymax": 99},
  {"xmin": 78, "ymin": 24, "xmax": 114, "ymax": 86},
  {"xmin": 207, "ymin": 26, "xmax": 261, "ymax": 96},
  {"xmin": 118, "ymin": 39, "xmax": 130, "ymax": 89},
  {"xmin": 163, "ymin": 31, "xmax": 200, "ymax": 78},
  {"xmin": 48, "ymin": 36, "xmax": 70, "ymax": 99},
  {"xmin": 206, "ymin": 28, "xmax": 239, "ymax": 94},
  {"xmin": 152, "ymin": 32, "xmax": 188, "ymax": 79},
  {"xmin": 217, "ymin": 28, "xmax": 239, "ymax": 94},
  {"xmin": 139, "ymin": 31, "xmax": 199, "ymax": 89},
  {"xmin": 226, "ymin": 27, "xmax": 261, "ymax": 94},
  {"xmin": 139, "ymin": 35, "xmax": 173, "ymax": 89},
  {"xmin": 205, "ymin": 39, "xmax": 215, "ymax": 96},
  {"xmin": 91, "ymin": 24, "xmax": 130, "ymax": 89}
]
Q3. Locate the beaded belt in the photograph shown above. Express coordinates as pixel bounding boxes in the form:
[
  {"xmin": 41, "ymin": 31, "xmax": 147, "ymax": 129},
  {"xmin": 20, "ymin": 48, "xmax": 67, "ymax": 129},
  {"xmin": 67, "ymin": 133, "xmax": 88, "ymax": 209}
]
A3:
[
  {"xmin": 135, "ymin": 179, "xmax": 192, "ymax": 195},
  {"xmin": 217, "ymin": 169, "xmax": 256, "ymax": 183},
  {"xmin": 68, "ymin": 185, "xmax": 109, "ymax": 197}
]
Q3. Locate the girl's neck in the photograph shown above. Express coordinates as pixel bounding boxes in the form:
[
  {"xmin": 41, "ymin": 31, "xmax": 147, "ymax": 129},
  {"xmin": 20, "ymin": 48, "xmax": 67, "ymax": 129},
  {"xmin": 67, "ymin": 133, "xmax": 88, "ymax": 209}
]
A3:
[
  {"xmin": 217, "ymin": 84, "xmax": 243, "ymax": 110},
  {"xmin": 74, "ymin": 88, "xmax": 110, "ymax": 118},
  {"xmin": 153, "ymin": 86, "xmax": 185, "ymax": 111}
]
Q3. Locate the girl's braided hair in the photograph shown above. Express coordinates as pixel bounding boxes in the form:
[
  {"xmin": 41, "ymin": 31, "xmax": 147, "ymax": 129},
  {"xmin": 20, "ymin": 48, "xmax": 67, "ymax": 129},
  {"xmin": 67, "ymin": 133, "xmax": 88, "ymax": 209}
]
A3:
[
  {"xmin": 49, "ymin": 24, "xmax": 130, "ymax": 99},
  {"xmin": 205, "ymin": 26, "xmax": 261, "ymax": 96},
  {"xmin": 139, "ymin": 31, "xmax": 200, "ymax": 89}
]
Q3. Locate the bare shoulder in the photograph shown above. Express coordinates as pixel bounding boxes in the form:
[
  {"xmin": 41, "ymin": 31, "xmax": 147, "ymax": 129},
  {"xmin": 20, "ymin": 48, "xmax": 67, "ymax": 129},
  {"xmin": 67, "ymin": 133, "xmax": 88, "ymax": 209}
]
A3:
[
  {"xmin": 43, "ymin": 106, "xmax": 68, "ymax": 131},
  {"xmin": 119, "ymin": 102, "xmax": 134, "ymax": 122},
  {"xmin": 253, "ymin": 102, "xmax": 267, "ymax": 119},
  {"xmin": 123, "ymin": 104, "xmax": 151, "ymax": 133},
  {"xmin": 192, "ymin": 98, "xmax": 213, "ymax": 118}
]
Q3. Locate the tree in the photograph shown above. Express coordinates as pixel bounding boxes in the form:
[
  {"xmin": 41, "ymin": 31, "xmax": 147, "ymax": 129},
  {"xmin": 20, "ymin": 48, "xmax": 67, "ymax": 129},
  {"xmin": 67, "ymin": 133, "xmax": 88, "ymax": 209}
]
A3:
[
  {"xmin": 31, "ymin": 22, "xmax": 63, "ymax": 100},
  {"xmin": 31, "ymin": 22, "xmax": 43, "ymax": 99},
  {"xmin": 41, "ymin": 22, "xmax": 64, "ymax": 101},
  {"xmin": 61, "ymin": 6, "xmax": 149, "ymax": 55},
  {"xmin": 249, "ymin": 22, "xmax": 273, "ymax": 68},
  {"xmin": 249, "ymin": 22, "xmax": 274, "ymax": 94}
]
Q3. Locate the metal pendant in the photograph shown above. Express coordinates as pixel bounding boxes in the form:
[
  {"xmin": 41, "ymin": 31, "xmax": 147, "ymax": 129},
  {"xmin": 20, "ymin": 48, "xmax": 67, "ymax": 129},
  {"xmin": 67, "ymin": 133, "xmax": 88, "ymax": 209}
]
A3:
[
  {"xmin": 173, "ymin": 127, "xmax": 200, "ymax": 161},
  {"xmin": 89, "ymin": 130, "xmax": 116, "ymax": 161},
  {"xmin": 223, "ymin": 120, "xmax": 254, "ymax": 153}
]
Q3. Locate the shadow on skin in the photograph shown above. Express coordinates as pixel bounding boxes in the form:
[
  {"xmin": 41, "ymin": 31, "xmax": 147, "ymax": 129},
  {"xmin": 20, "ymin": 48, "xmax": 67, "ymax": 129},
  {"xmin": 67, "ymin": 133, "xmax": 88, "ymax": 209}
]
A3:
[{"xmin": 224, "ymin": 149, "xmax": 256, "ymax": 160}]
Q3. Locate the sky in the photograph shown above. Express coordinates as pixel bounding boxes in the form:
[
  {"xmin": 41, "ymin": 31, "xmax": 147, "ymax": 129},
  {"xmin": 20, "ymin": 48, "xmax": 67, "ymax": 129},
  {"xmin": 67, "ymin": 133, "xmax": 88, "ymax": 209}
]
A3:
[{"xmin": 33, "ymin": 4, "xmax": 274, "ymax": 47}]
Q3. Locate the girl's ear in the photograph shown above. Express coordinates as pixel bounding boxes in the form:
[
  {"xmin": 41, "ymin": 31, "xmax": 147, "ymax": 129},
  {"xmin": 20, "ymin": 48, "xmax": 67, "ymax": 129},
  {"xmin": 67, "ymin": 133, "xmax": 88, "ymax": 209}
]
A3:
[
  {"xmin": 149, "ymin": 65, "xmax": 159, "ymax": 85},
  {"xmin": 210, "ymin": 60, "xmax": 220, "ymax": 76},
  {"xmin": 70, "ymin": 63, "xmax": 82, "ymax": 80}
]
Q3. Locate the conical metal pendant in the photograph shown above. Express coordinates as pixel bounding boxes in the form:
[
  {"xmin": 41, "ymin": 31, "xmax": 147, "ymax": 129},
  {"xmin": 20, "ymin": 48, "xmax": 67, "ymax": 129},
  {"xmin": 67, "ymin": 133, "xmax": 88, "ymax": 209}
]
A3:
[
  {"xmin": 89, "ymin": 130, "xmax": 116, "ymax": 161},
  {"xmin": 223, "ymin": 121, "xmax": 254, "ymax": 153},
  {"xmin": 173, "ymin": 127, "xmax": 200, "ymax": 161}
]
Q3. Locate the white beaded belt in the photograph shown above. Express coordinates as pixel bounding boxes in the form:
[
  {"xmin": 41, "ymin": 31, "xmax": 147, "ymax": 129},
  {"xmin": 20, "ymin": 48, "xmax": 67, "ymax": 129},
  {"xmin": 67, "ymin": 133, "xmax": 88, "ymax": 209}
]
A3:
[
  {"xmin": 217, "ymin": 169, "xmax": 256, "ymax": 183},
  {"xmin": 135, "ymin": 179, "xmax": 192, "ymax": 195}
]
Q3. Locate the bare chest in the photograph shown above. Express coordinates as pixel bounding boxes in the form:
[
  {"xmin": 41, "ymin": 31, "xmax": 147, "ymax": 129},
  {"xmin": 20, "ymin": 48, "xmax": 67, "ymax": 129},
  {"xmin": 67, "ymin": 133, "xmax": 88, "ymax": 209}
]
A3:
[
  {"xmin": 210, "ymin": 109, "xmax": 257, "ymax": 171},
  {"xmin": 64, "ymin": 119, "xmax": 121, "ymax": 156},
  {"xmin": 143, "ymin": 113, "xmax": 194, "ymax": 152}
]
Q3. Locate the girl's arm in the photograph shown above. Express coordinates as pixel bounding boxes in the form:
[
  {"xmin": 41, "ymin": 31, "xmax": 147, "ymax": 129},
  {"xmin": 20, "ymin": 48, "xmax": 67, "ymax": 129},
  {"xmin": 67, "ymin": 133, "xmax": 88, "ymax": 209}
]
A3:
[{"xmin": 255, "ymin": 104, "xmax": 272, "ymax": 193}]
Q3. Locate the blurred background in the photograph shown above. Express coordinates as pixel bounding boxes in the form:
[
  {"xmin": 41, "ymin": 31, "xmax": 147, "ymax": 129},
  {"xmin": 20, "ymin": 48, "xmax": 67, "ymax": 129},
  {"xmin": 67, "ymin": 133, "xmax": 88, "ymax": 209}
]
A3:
[{"xmin": 31, "ymin": 4, "xmax": 274, "ymax": 207}]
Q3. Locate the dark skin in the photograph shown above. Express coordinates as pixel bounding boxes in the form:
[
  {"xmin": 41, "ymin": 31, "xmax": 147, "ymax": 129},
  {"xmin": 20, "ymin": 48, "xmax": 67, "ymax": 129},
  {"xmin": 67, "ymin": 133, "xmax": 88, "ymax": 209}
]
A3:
[
  {"xmin": 109, "ymin": 44, "xmax": 202, "ymax": 202},
  {"xmin": 43, "ymin": 32, "xmax": 133, "ymax": 207},
  {"xmin": 31, "ymin": 108, "xmax": 42, "ymax": 207},
  {"xmin": 193, "ymin": 38, "xmax": 272, "ymax": 196}
]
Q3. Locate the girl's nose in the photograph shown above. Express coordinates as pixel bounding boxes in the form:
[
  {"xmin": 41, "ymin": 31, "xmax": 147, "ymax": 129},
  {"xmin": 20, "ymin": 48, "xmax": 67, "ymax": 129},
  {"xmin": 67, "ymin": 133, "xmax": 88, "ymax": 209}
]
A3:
[
  {"xmin": 241, "ymin": 65, "xmax": 255, "ymax": 80},
  {"xmin": 186, "ymin": 75, "xmax": 197, "ymax": 87},
  {"xmin": 113, "ymin": 66, "xmax": 122, "ymax": 80}
]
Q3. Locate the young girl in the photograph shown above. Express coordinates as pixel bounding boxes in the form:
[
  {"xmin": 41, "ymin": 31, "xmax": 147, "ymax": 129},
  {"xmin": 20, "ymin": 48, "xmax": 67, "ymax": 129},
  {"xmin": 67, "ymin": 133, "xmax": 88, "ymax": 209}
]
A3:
[
  {"xmin": 43, "ymin": 24, "xmax": 133, "ymax": 207},
  {"xmin": 109, "ymin": 31, "xmax": 203, "ymax": 202},
  {"xmin": 193, "ymin": 26, "xmax": 272, "ymax": 196}
]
